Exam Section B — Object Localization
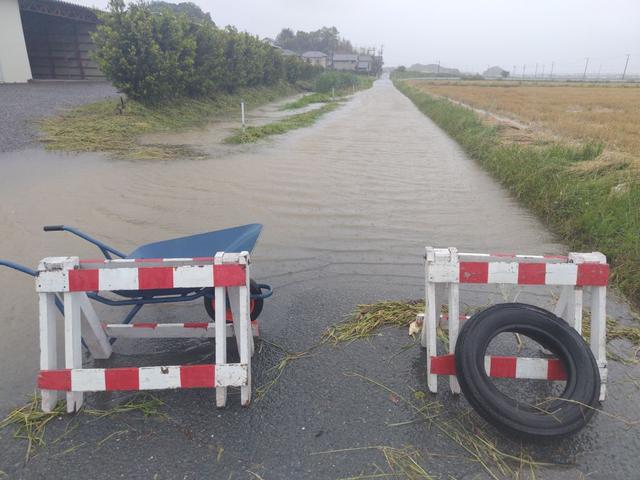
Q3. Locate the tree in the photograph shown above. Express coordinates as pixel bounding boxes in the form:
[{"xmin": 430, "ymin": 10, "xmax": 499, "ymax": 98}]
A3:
[
  {"xmin": 275, "ymin": 26, "xmax": 356, "ymax": 55},
  {"xmin": 92, "ymin": 1, "xmax": 322, "ymax": 103},
  {"xmin": 148, "ymin": 1, "xmax": 213, "ymax": 24}
]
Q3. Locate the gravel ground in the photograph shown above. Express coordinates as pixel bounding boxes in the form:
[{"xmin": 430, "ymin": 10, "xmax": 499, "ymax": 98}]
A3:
[{"xmin": 0, "ymin": 81, "xmax": 118, "ymax": 152}]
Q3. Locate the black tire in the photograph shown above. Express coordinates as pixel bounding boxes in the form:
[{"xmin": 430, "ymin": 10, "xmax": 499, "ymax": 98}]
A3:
[
  {"xmin": 454, "ymin": 303, "xmax": 600, "ymax": 440},
  {"xmin": 203, "ymin": 279, "xmax": 264, "ymax": 321}
]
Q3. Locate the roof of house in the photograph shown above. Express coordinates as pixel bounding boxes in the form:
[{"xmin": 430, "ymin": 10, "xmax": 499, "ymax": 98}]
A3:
[
  {"xmin": 302, "ymin": 51, "xmax": 328, "ymax": 58},
  {"xmin": 333, "ymin": 54, "xmax": 358, "ymax": 62},
  {"xmin": 358, "ymin": 55, "xmax": 373, "ymax": 62},
  {"xmin": 483, "ymin": 66, "xmax": 508, "ymax": 76}
]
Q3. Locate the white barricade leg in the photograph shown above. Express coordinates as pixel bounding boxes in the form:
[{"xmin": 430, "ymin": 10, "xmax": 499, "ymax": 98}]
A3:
[
  {"xmin": 567, "ymin": 287, "xmax": 584, "ymax": 333},
  {"xmin": 591, "ymin": 286, "xmax": 607, "ymax": 401},
  {"xmin": 39, "ymin": 293, "xmax": 59, "ymax": 412},
  {"xmin": 448, "ymin": 282, "xmax": 461, "ymax": 394},
  {"xmin": 425, "ymin": 280, "xmax": 437, "ymax": 393},
  {"xmin": 78, "ymin": 294, "xmax": 112, "ymax": 360},
  {"xmin": 554, "ymin": 285, "xmax": 570, "ymax": 319},
  {"xmin": 214, "ymin": 253, "xmax": 227, "ymax": 407},
  {"xmin": 229, "ymin": 283, "xmax": 252, "ymax": 406},
  {"xmin": 63, "ymin": 292, "xmax": 83, "ymax": 412}
]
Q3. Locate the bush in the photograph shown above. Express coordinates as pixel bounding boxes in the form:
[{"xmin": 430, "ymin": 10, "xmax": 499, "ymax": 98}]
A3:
[
  {"xmin": 92, "ymin": 0, "xmax": 319, "ymax": 103},
  {"xmin": 314, "ymin": 71, "xmax": 362, "ymax": 93}
]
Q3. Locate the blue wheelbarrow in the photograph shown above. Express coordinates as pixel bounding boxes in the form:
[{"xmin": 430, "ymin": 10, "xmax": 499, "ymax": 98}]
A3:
[{"xmin": 0, "ymin": 224, "xmax": 273, "ymax": 341}]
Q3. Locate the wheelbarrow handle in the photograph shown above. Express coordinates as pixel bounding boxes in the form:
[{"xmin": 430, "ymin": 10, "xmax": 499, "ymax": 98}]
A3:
[
  {"xmin": 42, "ymin": 225, "xmax": 127, "ymax": 259},
  {"xmin": 252, "ymin": 283, "xmax": 273, "ymax": 300}
]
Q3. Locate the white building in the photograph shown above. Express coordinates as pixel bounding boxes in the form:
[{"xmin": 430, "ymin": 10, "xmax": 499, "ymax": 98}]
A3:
[
  {"xmin": 0, "ymin": 0, "xmax": 32, "ymax": 82},
  {"xmin": 0, "ymin": 0, "xmax": 103, "ymax": 83},
  {"xmin": 301, "ymin": 51, "xmax": 328, "ymax": 68}
]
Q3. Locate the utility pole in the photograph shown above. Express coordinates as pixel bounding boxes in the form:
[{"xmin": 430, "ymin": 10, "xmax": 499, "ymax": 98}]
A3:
[
  {"xmin": 622, "ymin": 54, "xmax": 630, "ymax": 80},
  {"xmin": 550, "ymin": 61, "xmax": 554, "ymax": 80},
  {"xmin": 583, "ymin": 57, "xmax": 589, "ymax": 81},
  {"xmin": 437, "ymin": 60, "xmax": 440, "ymax": 75},
  {"xmin": 512, "ymin": 65, "xmax": 517, "ymax": 77},
  {"xmin": 541, "ymin": 64, "xmax": 545, "ymax": 79},
  {"xmin": 534, "ymin": 62, "xmax": 538, "ymax": 78},
  {"xmin": 522, "ymin": 64, "xmax": 526, "ymax": 80}
]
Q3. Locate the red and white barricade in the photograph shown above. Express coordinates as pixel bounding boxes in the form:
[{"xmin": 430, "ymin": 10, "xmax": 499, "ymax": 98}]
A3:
[
  {"xmin": 420, "ymin": 247, "xmax": 609, "ymax": 400},
  {"xmin": 35, "ymin": 252, "xmax": 254, "ymax": 412}
]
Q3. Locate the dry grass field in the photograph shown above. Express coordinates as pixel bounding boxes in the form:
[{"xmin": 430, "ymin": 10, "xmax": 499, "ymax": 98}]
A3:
[{"xmin": 406, "ymin": 80, "xmax": 640, "ymax": 169}]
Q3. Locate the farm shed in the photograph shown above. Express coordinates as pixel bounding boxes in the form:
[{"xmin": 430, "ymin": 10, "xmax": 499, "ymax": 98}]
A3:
[{"xmin": 0, "ymin": 0, "xmax": 104, "ymax": 82}]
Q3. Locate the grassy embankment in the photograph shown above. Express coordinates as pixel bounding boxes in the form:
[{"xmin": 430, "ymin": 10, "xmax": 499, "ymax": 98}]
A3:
[
  {"xmin": 39, "ymin": 82, "xmax": 297, "ymax": 159},
  {"xmin": 393, "ymin": 78, "xmax": 640, "ymax": 306},
  {"xmin": 225, "ymin": 74, "xmax": 374, "ymax": 143}
]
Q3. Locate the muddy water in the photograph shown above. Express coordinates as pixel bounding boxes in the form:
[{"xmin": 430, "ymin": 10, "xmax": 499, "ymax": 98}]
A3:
[{"xmin": 0, "ymin": 76, "xmax": 561, "ymax": 409}]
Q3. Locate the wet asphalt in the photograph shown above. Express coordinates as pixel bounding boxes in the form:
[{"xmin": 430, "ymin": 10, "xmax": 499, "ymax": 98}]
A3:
[{"xmin": 1, "ymin": 77, "xmax": 640, "ymax": 479}]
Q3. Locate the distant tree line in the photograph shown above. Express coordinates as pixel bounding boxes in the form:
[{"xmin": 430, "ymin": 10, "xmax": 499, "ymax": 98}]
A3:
[
  {"xmin": 92, "ymin": 0, "xmax": 322, "ymax": 104},
  {"xmin": 148, "ymin": 1, "xmax": 213, "ymax": 23},
  {"xmin": 275, "ymin": 26, "xmax": 355, "ymax": 55}
]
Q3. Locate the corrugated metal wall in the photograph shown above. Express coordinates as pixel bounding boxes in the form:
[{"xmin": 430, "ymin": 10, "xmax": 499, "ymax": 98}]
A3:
[{"xmin": 21, "ymin": 11, "xmax": 104, "ymax": 80}]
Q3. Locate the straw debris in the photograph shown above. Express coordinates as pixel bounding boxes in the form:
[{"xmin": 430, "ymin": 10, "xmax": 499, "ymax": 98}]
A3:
[
  {"xmin": 346, "ymin": 372, "xmax": 550, "ymax": 480},
  {"xmin": 322, "ymin": 301, "xmax": 425, "ymax": 345},
  {"xmin": 0, "ymin": 393, "xmax": 166, "ymax": 461},
  {"xmin": 255, "ymin": 339, "xmax": 315, "ymax": 401}
]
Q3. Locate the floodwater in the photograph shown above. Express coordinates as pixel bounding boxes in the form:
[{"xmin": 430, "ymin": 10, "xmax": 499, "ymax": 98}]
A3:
[
  {"xmin": 0, "ymin": 76, "xmax": 559, "ymax": 407},
  {"xmin": 1, "ymin": 76, "xmax": 638, "ymax": 479}
]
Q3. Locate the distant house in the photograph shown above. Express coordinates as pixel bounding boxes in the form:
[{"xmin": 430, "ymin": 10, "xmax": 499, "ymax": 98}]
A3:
[
  {"xmin": 332, "ymin": 53, "xmax": 358, "ymax": 71},
  {"xmin": 409, "ymin": 63, "xmax": 461, "ymax": 76},
  {"xmin": 301, "ymin": 51, "xmax": 328, "ymax": 68},
  {"xmin": 483, "ymin": 66, "xmax": 509, "ymax": 78},
  {"xmin": 356, "ymin": 54, "xmax": 372, "ymax": 73}
]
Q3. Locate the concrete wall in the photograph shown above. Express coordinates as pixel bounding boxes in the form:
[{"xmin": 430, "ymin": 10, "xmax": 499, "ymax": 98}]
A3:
[{"xmin": 0, "ymin": 0, "xmax": 32, "ymax": 82}]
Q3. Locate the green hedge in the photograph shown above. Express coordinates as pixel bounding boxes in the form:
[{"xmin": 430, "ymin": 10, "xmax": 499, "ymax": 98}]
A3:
[
  {"xmin": 394, "ymin": 79, "xmax": 640, "ymax": 306},
  {"xmin": 93, "ymin": 0, "xmax": 322, "ymax": 104},
  {"xmin": 314, "ymin": 71, "xmax": 371, "ymax": 93}
]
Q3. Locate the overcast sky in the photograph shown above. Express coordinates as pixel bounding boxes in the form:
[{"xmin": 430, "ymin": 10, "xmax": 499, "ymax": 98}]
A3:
[{"xmin": 77, "ymin": 0, "xmax": 640, "ymax": 75}]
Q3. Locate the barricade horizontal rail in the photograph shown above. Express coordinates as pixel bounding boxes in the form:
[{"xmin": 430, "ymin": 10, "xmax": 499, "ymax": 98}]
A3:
[
  {"xmin": 35, "ymin": 251, "xmax": 254, "ymax": 412},
  {"xmin": 38, "ymin": 364, "xmax": 248, "ymax": 392},
  {"xmin": 104, "ymin": 321, "xmax": 259, "ymax": 338},
  {"xmin": 421, "ymin": 247, "xmax": 608, "ymax": 400}
]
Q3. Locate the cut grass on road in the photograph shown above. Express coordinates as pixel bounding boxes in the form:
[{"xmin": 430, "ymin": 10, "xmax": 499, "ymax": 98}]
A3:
[
  {"xmin": 224, "ymin": 102, "xmax": 339, "ymax": 144},
  {"xmin": 39, "ymin": 83, "xmax": 297, "ymax": 159},
  {"xmin": 281, "ymin": 92, "xmax": 336, "ymax": 110},
  {"xmin": 393, "ymin": 78, "xmax": 640, "ymax": 307}
]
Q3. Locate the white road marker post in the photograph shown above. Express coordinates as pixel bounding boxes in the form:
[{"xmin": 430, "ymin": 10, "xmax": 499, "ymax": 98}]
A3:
[{"xmin": 241, "ymin": 99, "xmax": 246, "ymax": 131}]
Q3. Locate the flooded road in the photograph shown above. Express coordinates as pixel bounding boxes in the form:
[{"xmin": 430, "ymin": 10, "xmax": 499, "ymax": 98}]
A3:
[{"xmin": 1, "ymin": 76, "xmax": 638, "ymax": 479}]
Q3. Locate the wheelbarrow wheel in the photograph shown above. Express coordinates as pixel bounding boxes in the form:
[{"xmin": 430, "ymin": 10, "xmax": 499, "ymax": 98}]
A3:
[
  {"xmin": 204, "ymin": 279, "xmax": 264, "ymax": 322},
  {"xmin": 454, "ymin": 303, "xmax": 600, "ymax": 440}
]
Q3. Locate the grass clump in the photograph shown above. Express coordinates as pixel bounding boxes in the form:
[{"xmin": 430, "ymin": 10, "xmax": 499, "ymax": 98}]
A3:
[
  {"xmin": 393, "ymin": 78, "xmax": 640, "ymax": 306},
  {"xmin": 39, "ymin": 83, "xmax": 296, "ymax": 159},
  {"xmin": 224, "ymin": 102, "xmax": 339, "ymax": 144},
  {"xmin": 322, "ymin": 300, "xmax": 424, "ymax": 345}
]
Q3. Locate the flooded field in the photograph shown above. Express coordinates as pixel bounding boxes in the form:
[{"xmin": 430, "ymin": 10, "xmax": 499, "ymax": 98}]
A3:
[{"xmin": 1, "ymin": 76, "xmax": 638, "ymax": 478}]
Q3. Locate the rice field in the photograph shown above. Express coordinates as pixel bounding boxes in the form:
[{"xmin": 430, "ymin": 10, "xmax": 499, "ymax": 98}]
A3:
[{"xmin": 405, "ymin": 80, "xmax": 640, "ymax": 168}]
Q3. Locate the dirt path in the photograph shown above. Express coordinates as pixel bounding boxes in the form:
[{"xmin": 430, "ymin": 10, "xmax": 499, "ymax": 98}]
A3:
[{"xmin": 0, "ymin": 76, "xmax": 638, "ymax": 479}]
